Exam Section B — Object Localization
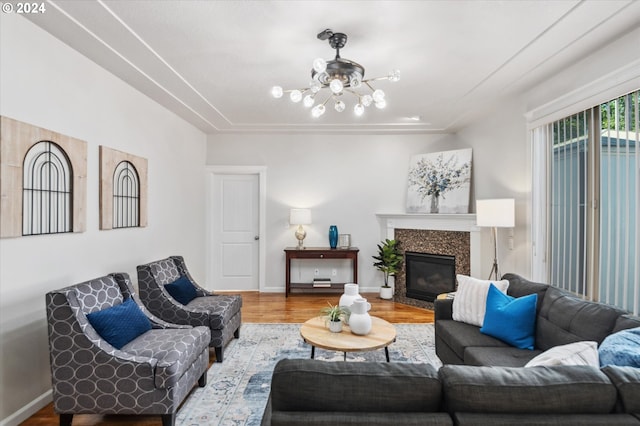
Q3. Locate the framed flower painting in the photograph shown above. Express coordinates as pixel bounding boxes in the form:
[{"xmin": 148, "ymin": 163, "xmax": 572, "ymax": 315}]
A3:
[{"xmin": 406, "ymin": 148, "xmax": 472, "ymax": 213}]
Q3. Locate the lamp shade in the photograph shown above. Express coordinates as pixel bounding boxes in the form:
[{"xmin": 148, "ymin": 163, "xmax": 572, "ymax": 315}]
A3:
[
  {"xmin": 476, "ymin": 199, "xmax": 515, "ymax": 227},
  {"xmin": 289, "ymin": 208, "xmax": 312, "ymax": 225}
]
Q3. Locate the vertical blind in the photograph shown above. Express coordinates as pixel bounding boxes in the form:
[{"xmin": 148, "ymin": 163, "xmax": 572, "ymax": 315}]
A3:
[{"xmin": 541, "ymin": 90, "xmax": 639, "ymax": 315}]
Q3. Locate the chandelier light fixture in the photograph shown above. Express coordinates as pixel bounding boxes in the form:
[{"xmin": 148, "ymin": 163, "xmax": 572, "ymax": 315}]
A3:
[{"xmin": 271, "ymin": 29, "xmax": 400, "ymax": 118}]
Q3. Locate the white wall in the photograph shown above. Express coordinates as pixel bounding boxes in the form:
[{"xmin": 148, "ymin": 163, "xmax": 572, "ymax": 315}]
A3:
[
  {"xmin": 0, "ymin": 16, "xmax": 207, "ymax": 424},
  {"xmin": 206, "ymin": 132, "xmax": 520, "ymax": 291}
]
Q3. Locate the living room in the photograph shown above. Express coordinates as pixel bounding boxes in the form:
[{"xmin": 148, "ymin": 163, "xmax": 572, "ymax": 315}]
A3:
[{"xmin": 1, "ymin": 1, "xmax": 639, "ymax": 425}]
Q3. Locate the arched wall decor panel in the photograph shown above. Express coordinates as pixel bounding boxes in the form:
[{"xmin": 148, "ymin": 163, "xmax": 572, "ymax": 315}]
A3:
[
  {"xmin": 99, "ymin": 146, "xmax": 148, "ymax": 230},
  {"xmin": 0, "ymin": 116, "xmax": 87, "ymax": 238}
]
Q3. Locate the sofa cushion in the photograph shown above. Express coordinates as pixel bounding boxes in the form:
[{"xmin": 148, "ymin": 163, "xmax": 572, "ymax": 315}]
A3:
[
  {"xmin": 480, "ymin": 284, "xmax": 537, "ymax": 350},
  {"xmin": 452, "ymin": 413, "xmax": 640, "ymax": 426},
  {"xmin": 613, "ymin": 314, "xmax": 640, "ymax": 333},
  {"xmin": 452, "ymin": 275, "xmax": 509, "ymax": 327},
  {"xmin": 436, "ymin": 320, "xmax": 510, "ymax": 362},
  {"xmin": 164, "ymin": 275, "xmax": 198, "ymax": 305},
  {"xmin": 502, "ymin": 273, "xmax": 549, "ymax": 314},
  {"xmin": 464, "ymin": 346, "xmax": 542, "ymax": 367},
  {"xmin": 602, "ymin": 365, "xmax": 640, "ymax": 413},
  {"xmin": 536, "ymin": 287, "xmax": 626, "ymax": 350},
  {"xmin": 439, "ymin": 364, "xmax": 617, "ymax": 414},
  {"xmin": 187, "ymin": 295, "xmax": 242, "ymax": 330},
  {"xmin": 525, "ymin": 341, "xmax": 599, "ymax": 367},
  {"xmin": 599, "ymin": 327, "xmax": 640, "ymax": 368},
  {"xmin": 121, "ymin": 325, "xmax": 210, "ymax": 388},
  {"xmin": 86, "ymin": 297, "xmax": 152, "ymax": 349},
  {"xmin": 270, "ymin": 359, "xmax": 443, "ymax": 413}
]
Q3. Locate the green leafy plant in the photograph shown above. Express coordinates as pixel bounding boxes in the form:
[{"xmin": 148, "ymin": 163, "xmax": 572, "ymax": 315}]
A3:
[
  {"xmin": 320, "ymin": 302, "xmax": 349, "ymax": 323},
  {"xmin": 372, "ymin": 239, "xmax": 403, "ymax": 288}
]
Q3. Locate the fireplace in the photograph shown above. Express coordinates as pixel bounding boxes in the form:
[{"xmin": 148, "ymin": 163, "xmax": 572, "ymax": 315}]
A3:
[{"xmin": 405, "ymin": 252, "xmax": 456, "ymax": 302}]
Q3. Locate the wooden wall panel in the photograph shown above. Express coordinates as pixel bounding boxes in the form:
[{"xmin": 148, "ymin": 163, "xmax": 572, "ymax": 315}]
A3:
[
  {"xmin": 99, "ymin": 146, "xmax": 148, "ymax": 230},
  {"xmin": 0, "ymin": 116, "xmax": 87, "ymax": 238}
]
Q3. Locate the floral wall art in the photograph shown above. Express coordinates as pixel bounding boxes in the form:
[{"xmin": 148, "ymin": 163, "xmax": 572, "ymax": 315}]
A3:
[{"xmin": 406, "ymin": 148, "xmax": 472, "ymax": 214}]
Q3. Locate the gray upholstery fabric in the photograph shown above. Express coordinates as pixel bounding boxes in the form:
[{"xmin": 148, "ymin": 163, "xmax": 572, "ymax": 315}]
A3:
[
  {"xmin": 603, "ymin": 366, "xmax": 640, "ymax": 413},
  {"xmin": 614, "ymin": 314, "xmax": 640, "ymax": 333},
  {"xmin": 269, "ymin": 359, "xmax": 442, "ymax": 413},
  {"xmin": 269, "ymin": 411, "xmax": 453, "ymax": 426},
  {"xmin": 434, "ymin": 298, "xmax": 453, "ymax": 321},
  {"xmin": 453, "ymin": 413, "xmax": 640, "ymax": 426},
  {"xmin": 536, "ymin": 286, "xmax": 626, "ymax": 350},
  {"xmin": 463, "ymin": 346, "xmax": 542, "ymax": 367},
  {"xmin": 501, "ymin": 273, "xmax": 549, "ymax": 312},
  {"xmin": 435, "ymin": 319, "xmax": 509, "ymax": 361},
  {"xmin": 439, "ymin": 365, "xmax": 617, "ymax": 414},
  {"xmin": 46, "ymin": 273, "xmax": 209, "ymax": 424},
  {"xmin": 137, "ymin": 256, "xmax": 242, "ymax": 361}
]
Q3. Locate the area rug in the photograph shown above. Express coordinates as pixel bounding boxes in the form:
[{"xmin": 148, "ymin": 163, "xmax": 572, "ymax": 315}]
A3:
[{"xmin": 176, "ymin": 323, "xmax": 441, "ymax": 426}]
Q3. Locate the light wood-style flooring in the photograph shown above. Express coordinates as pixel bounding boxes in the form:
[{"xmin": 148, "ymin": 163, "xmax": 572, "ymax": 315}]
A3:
[{"xmin": 21, "ymin": 292, "xmax": 433, "ymax": 425}]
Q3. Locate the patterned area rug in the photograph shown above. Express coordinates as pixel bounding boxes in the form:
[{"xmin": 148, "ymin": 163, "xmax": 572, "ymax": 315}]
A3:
[{"xmin": 176, "ymin": 323, "xmax": 441, "ymax": 426}]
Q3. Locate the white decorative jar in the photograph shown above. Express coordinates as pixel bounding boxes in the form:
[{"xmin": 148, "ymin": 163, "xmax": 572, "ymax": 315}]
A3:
[
  {"xmin": 348, "ymin": 298, "xmax": 372, "ymax": 335},
  {"xmin": 339, "ymin": 283, "xmax": 360, "ymax": 324},
  {"xmin": 328, "ymin": 320, "xmax": 342, "ymax": 333}
]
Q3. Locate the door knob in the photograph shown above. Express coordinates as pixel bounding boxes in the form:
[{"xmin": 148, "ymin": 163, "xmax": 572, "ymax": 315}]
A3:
[{"xmin": 254, "ymin": 236, "xmax": 260, "ymax": 240}]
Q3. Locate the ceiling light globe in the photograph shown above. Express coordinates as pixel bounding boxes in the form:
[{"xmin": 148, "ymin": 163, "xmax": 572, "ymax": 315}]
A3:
[
  {"xmin": 310, "ymin": 80, "xmax": 322, "ymax": 93},
  {"xmin": 362, "ymin": 95, "xmax": 373, "ymax": 107},
  {"xmin": 290, "ymin": 90, "xmax": 302, "ymax": 103},
  {"xmin": 334, "ymin": 100, "xmax": 346, "ymax": 112},
  {"xmin": 372, "ymin": 89, "xmax": 386, "ymax": 102},
  {"xmin": 271, "ymin": 86, "xmax": 283, "ymax": 98},
  {"xmin": 303, "ymin": 95, "xmax": 315, "ymax": 107},
  {"xmin": 329, "ymin": 79, "xmax": 343, "ymax": 94},
  {"xmin": 311, "ymin": 104, "xmax": 326, "ymax": 118},
  {"xmin": 388, "ymin": 69, "xmax": 401, "ymax": 82},
  {"xmin": 375, "ymin": 99, "xmax": 387, "ymax": 109},
  {"xmin": 354, "ymin": 103, "xmax": 365, "ymax": 116},
  {"xmin": 313, "ymin": 58, "xmax": 327, "ymax": 73}
]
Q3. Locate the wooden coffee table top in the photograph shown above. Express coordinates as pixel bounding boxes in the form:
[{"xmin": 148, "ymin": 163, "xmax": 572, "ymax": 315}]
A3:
[{"xmin": 300, "ymin": 316, "xmax": 396, "ymax": 353}]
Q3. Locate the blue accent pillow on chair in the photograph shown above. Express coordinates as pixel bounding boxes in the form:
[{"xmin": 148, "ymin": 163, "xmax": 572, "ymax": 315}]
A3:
[
  {"xmin": 87, "ymin": 298, "xmax": 152, "ymax": 349},
  {"xmin": 480, "ymin": 283, "xmax": 538, "ymax": 350},
  {"xmin": 599, "ymin": 326, "xmax": 640, "ymax": 367},
  {"xmin": 164, "ymin": 275, "xmax": 198, "ymax": 305}
]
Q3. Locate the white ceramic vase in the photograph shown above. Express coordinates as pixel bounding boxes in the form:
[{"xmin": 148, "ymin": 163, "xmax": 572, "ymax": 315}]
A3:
[
  {"xmin": 348, "ymin": 298, "xmax": 372, "ymax": 335},
  {"xmin": 339, "ymin": 283, "xmax": 360, "ymax": 323}
]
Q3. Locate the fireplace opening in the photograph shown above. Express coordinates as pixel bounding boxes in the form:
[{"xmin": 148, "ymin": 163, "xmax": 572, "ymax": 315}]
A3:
[{"xmin": 405, "ymin": 252, "xmax": 456, "ymax": 302}]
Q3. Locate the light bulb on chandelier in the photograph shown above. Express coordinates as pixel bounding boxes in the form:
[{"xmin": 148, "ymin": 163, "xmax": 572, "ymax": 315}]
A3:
[{"xmin": 271, "ymin": 29, "xmax": 400, "ymax": 118}]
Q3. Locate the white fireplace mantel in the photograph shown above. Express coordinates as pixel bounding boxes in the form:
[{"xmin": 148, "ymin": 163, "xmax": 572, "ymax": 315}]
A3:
[{"xmin": 376, "ymin": 213, "xmax": 482, "ymax": 278}]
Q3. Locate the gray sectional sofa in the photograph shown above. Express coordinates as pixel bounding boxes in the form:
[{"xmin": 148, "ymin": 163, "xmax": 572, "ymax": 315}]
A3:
[
  {"xmin": 434, "ymin": 273, "xmax": 640, "ymax": 366},
  {"xmin": 261, "ymin": 359, "xmax": 640, "ymax": 425},
  {"xmin": 262, "ymin": 273, "xmax": 640, "ymax": 425}
]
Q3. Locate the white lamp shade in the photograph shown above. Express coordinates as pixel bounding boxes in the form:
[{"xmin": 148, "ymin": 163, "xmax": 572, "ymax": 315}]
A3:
[
  {"xmin": 289, "ymin": 208, "xmax": 312, "ymax": 225},
  {"xmin": 476, "ymin": 199, "xmax": 515, "ymax": 227}
]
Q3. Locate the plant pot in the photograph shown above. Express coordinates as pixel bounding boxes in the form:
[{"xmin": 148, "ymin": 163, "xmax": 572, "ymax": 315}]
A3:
[
  {"xmin": 328, "ymin": 320, "xmax": 342, "ymax": 333},
  {"xmin": 380, "ymin": 286, "xmax": 394, "ymax": 300}
]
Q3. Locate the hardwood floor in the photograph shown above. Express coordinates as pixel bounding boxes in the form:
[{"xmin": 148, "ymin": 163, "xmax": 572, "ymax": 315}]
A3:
[{"xmin": 22, "ymin": 292, "xmax": 433, "ymax": 425}]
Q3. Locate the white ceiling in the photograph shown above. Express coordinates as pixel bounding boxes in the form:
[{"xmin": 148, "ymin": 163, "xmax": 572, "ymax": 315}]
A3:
[{"xmin": 24, "ymin": 0, "xmax": 640, "ymax": 134}]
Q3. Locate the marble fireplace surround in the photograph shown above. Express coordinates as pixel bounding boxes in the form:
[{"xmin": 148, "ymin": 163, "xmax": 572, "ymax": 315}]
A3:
[{"xmin": 376, "ymin": 214, "xmax": 481, "ymax": 308}]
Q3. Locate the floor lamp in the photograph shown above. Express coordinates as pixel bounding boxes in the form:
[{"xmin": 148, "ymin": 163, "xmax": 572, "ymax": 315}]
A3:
[{"xmin": 476, "ymin": 199, "xmax": 515, "ymax": 281}]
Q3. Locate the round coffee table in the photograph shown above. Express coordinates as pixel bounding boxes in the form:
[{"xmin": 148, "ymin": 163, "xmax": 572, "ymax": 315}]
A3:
[{"xmin": 300, "ymin": 316, "xmax": 397, "ymax": 361}]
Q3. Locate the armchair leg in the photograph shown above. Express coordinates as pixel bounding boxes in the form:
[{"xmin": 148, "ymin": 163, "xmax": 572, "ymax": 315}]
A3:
[
  {"xmin": 214, "ymin": 346, "xmax": 223, "ymax": 363},
  {"xmin": 234, "ymin": 327, "xmax": 240, "ymax": 339},
  {"xmin": 198, "ymin": 371, "xmax": 207, "ymax": 387},
  {"xmin": 59, "ymin": 414, "xmax": 73, "ymax": 426},
  {"xmin": 161, "ymin": 413, "xmax": 176, "ymax": 426}
]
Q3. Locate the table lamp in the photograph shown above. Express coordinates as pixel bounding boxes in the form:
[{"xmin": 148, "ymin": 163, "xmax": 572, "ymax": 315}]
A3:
[
  {"xmin": 289, "ymin": 208, "xmax": 312, "ymax": 249},
  {"xmin": 476, "ymin": 199, "xmax": 515, "ymax": 280}
]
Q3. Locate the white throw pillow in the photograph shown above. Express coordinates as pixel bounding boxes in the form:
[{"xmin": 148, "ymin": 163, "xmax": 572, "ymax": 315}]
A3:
[
  {"xmin": 452, "ymin": 275, "xmax": 509, "ymax": 327},
  {"xmin": 525, "ymin": 341, "xmax": 599, "ymax": 367}
]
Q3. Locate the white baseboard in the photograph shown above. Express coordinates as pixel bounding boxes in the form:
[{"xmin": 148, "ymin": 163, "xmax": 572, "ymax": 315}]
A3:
[{"xmin": 0, "ymin": 390, "xmax": 52, "ymax": 426}]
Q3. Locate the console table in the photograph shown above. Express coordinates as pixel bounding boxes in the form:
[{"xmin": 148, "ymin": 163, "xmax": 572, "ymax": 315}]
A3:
[{"xmin": 284, "ymin": 247, "xmax": 359, "ymax": 296}]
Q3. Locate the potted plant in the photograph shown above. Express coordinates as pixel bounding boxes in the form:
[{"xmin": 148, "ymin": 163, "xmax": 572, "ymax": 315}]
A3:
[
  {"xmin": 320, "ymin": 302, "xmax": 349, "ymax": 333},
  {"xmin": 372, "ymin": 239, "xmax": 402, "ymax": 300}
]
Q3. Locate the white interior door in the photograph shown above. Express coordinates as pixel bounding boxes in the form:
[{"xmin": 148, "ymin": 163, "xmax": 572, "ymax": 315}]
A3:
[{"xmin": 211, "ymin": 173, "xmax": 260, "ymax": 290}]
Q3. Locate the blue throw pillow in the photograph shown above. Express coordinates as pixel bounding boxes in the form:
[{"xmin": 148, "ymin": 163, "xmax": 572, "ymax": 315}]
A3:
[
  {"xmin": 599, "ymin": 326, "xmax": 640, "ymax": 367},
  {"xmin": 480, "ymin": 283, "xmax": 538, "ymax": 350},
  {"xmin": 86, "ymin": 297, "xmax": 152, "ymax": 349},
  {"xmin": 164, "ymin": 275, "xmax": 198, "ymax": 305}
]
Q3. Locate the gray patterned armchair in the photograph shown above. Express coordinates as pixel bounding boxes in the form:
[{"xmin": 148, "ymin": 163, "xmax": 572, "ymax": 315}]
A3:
[
  {"xmin": 46, "ymin": 273, "xmax": 210, "ymax": 426},
  {"xmin": 137, "ymin": 256, "xmax": 242, "ymax": 362}
]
